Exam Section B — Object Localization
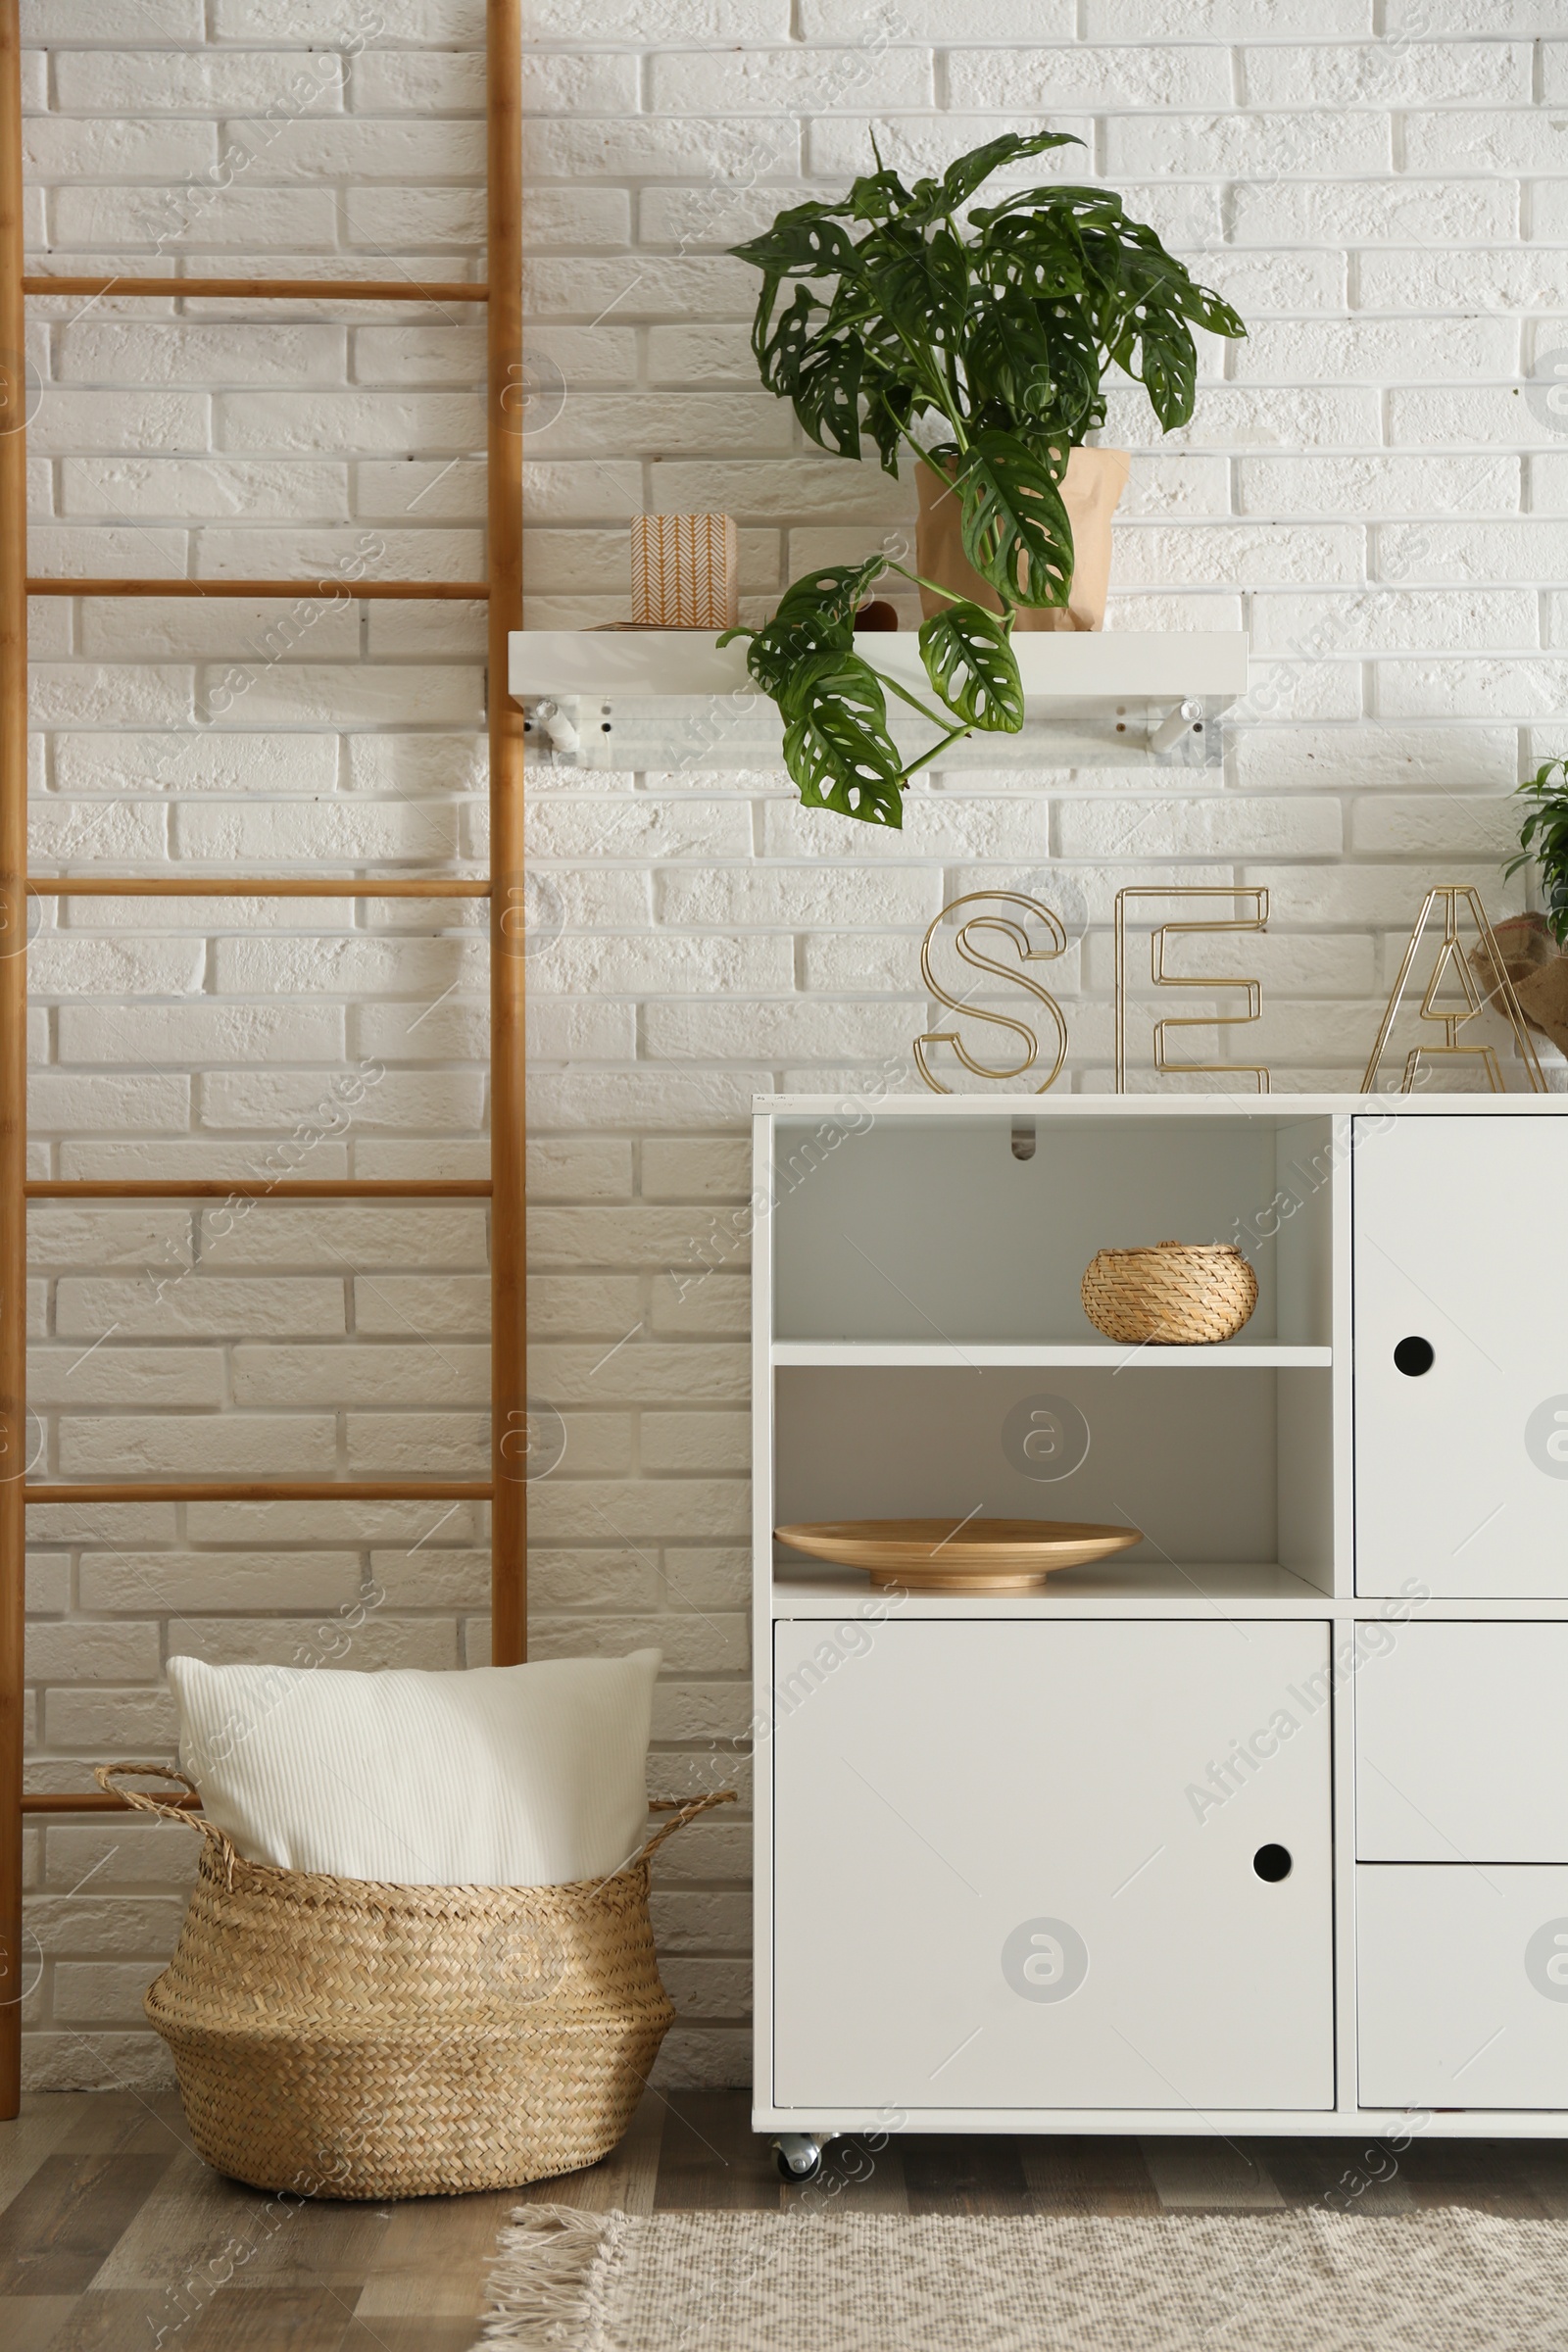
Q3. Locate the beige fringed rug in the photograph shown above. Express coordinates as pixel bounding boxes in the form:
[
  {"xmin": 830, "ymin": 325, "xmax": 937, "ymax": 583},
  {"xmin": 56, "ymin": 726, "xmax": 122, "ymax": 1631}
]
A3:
[{"xmin": 469, "ymin": 2201, "xmax": 1568, "ymax": 2351}]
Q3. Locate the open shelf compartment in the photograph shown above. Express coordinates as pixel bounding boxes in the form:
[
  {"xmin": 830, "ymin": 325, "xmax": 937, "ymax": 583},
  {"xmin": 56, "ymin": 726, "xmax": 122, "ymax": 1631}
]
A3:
[
  {"xmin": 769, "ymin": 1106, "xmax": 1333, "ymax": 1350},
  {"xmin": 770, "ymin": 1360, "xmax": 1335, "ymax": 1604}
]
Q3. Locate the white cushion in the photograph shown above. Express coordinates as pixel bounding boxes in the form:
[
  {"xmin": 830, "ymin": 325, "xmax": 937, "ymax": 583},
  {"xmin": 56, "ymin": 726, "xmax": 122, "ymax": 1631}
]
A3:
[{"xmin": 166, "ymin": 1649, "xmax": 661, "ymax": 1886}]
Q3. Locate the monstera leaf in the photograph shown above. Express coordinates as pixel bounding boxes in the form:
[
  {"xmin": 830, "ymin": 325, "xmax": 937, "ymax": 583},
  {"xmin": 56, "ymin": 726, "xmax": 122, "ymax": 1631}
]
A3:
[
  {"xmin": 740, "ymin": 610, "xmax": 847, "ymax": 701},
  {"xmin": 773, "ymin": 556, "xmax": 889, "ymax": 630},
  {"xmin": 725, "ymin": 556, "xmax": 890, "ymax": 700},
  {"xmin": 917, "ymin": 602, "xmax": 1024, "ymax": 733},
  {"xmin": 858, "ymin": 232, "xmax": 971, "ymax": 362},
  {"xmin": 741, "ymin": 205, "xmax": 859, "ymax": 362},
  {"xmin": 951, "ymin": 430, "xmax": 1075, "ymax": 610},
  {"xmin": 927, "ymin": 130, "xmax": 1080, "ymax": 217},
  {"xmin": 779, "ymin": 650, "xmax": 907, "ymax": 828},
  {"xmin": 1131, "ymin": 318, "xmax": 1199, "ymax": 436}
]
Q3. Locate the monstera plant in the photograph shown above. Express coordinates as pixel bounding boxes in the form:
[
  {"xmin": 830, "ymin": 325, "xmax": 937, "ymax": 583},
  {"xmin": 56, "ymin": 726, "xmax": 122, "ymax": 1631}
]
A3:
[{"xmin": 723, "ymin": 129, "xmax": 1246, "ymax": 825}]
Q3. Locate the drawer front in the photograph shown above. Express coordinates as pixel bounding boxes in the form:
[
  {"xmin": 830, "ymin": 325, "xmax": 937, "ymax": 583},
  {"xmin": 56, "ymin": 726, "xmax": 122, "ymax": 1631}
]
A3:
[
  {"xmin": 1357, "ymin": 1623, "xmax": 1568, "ymax": 1862},
  {"xmin": 1358, "ymin": 1865, "xmax": 1568, "ymax": 2109}
]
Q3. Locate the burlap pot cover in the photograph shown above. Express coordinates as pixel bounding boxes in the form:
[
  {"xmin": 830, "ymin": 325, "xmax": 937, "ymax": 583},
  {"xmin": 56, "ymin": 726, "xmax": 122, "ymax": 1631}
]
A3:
[
  {"xmin": 98, "ymin": 1762, "xmax": 733, "ymax": 2202},
  {"xmin": 914, "ymin": 446, "xmax": 1130, "ymax": 633},
  {"xmin": 1472, "ymin": 911, "xmax": 1568, "ymax": 1059}
]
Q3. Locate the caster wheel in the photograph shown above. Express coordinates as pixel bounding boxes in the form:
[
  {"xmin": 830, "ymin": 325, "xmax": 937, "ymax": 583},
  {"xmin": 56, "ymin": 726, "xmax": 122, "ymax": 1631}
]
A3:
[{"xmin": 772, "ymin": 2134, "xmax": 823, "ymax": 2182}]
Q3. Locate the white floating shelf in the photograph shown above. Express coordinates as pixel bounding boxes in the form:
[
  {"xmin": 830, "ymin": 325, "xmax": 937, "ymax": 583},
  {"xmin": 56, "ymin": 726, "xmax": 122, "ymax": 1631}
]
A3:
[
  {"xmin": 771, "ymin": 1342, "xmax": 1330, "ymax": 1368},
  {"xmin": 509, "ymin": 628, "xmax": 1249, "ymax": 771},
  {"xmin": 510, "ymin": 628, "xmax": 1249, "ymax": 702},
  {"xmin": 769, "ymin": 1561, "xmax": 1334, "ymax": 1617}
]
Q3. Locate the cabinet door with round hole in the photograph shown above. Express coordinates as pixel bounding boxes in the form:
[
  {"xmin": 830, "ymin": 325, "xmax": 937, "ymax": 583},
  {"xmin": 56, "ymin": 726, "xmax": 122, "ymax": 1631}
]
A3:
[
  {"xmin": 769, "ymin": 1618, "xmax": 1333, "ymax": 2114},
  {"xmin": 1350, "ymin": 1111, "xmax": 1568, "ymax": 1596}
]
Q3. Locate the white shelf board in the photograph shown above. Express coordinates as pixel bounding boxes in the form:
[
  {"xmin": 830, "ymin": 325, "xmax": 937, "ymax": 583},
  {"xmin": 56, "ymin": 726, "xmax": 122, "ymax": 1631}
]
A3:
[
  {"xmin": 768, "ymin": 1565, "xmax": 1568, "ymax": 1622},
  {"xmin": 510, "ymin": 628, "xmax": 1248, "ymax": 771},
  {"xmin": 511, "ymin": 627, "xmax": 1247, "ymax": 701},
  {"xmin": 771, "ymin": 1342, "xmax": 1331, "ymax": 1368},
  {"xmin": 769, "ymin": 1560, "xmax": 1334, "ymax": 1617}
]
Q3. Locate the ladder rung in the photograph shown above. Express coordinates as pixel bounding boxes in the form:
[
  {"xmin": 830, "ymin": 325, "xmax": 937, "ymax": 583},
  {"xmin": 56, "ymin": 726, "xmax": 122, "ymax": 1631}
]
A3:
[
  {"xmin": 23, "ymin": 276, "xmax": 489, "ymax": 303},
  {"xmin": 27, "ymin": 578, "xmax": 489, "ymax": 601},
  {"xmin": 23, "ymin": 1792, "xmax": 203, "ymax": 1815},
  {"xmin": 29, "ymin": 878, "xmax": 490, "ymax": 898},
  {"xmin": 27, "ymin": 1180, "xmax": 492, "ymax": 1199},
  {"xmin": 25, "ymin": 1482, "xmax": 494, "ymax": 1504}
]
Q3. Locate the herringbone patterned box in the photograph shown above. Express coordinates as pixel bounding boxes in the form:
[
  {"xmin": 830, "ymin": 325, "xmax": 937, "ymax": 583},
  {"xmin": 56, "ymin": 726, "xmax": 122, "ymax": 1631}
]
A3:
[{"xmin": 631, "ymin": 513, "xmax": 739, "ymax": 628}]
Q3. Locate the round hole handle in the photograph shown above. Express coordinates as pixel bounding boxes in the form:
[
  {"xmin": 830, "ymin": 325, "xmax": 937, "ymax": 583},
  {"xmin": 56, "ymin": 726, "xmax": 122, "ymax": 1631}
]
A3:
[
  {"xmin": 1253, "ymin": 1843, "xmax": 1293, "ymax": 1884},
  {"xmin": 1394, "ymin": 1336, "xmax": 1435, "ymax": 1378}
]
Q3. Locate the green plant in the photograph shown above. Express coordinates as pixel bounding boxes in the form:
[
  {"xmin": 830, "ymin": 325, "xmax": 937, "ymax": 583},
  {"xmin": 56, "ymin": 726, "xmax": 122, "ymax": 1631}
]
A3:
[
  {"xmin": 720, "ymin": 129, "xmax": 1246, "ymax": 824},
  {"xmin": 1506, "ymin": 758, "xmax": 1568, "ymax": 945}
]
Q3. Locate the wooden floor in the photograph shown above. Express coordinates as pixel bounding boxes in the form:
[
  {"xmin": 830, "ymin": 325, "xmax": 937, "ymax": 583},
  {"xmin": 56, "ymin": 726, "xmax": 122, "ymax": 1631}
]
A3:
[{"xmin": 2, "ymin": 2086, "xmax": 1566, "ymax": 2350}]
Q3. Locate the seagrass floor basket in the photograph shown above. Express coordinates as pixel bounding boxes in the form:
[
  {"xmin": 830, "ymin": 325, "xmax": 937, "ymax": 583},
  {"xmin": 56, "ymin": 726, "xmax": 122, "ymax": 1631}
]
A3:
[{"xmin": 99, "ymin": 1763, "xmax": 734, "ymax": 2201}]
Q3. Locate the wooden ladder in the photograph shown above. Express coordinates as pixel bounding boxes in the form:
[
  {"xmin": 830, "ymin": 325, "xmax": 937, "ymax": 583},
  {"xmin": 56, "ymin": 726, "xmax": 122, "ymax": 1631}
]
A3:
[{"xmin": 0, "ymin": 0, "xmax": 527, "ymax": 2115}]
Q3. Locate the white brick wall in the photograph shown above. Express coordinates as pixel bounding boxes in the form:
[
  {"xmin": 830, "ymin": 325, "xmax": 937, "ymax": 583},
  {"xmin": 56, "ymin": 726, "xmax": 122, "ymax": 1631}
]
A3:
[{"xmin": 15, "ymin": 3, "xmax": 1567, "ymax": 2089}]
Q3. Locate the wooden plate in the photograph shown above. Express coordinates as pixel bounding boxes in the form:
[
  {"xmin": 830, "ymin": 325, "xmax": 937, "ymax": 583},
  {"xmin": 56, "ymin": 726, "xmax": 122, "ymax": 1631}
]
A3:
[{"xmin": 774, "ymin": 1518, "xmax": 1144, "ymax": 1592}]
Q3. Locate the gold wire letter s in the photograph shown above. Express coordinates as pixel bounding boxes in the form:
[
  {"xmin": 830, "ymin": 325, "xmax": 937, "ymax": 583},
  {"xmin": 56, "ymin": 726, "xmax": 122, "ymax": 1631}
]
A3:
[{"xmin": 914, "ymin": 892, "xmax": 1069, "ymax": 1095}]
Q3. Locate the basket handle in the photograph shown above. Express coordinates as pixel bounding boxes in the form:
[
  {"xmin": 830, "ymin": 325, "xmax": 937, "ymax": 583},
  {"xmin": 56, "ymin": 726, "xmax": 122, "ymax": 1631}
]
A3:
[
  {"xmin": 91, "ymin": 1766, "xmax": 736, "ymax": 1881},
  {"xmin": 94, "ymin": 1762, "xmax": 238, "ymax": 1879},
  {"xmin": 637, "ymin": 1788, "xmax": 736, "ymax": 1866}
]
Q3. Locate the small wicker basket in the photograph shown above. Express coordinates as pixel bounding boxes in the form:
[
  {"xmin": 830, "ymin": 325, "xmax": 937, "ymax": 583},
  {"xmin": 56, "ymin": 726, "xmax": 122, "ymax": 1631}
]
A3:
[
  {"xmin": 97, "ymin": 1762, "xmax": 734, "ymax": 2201},
  {"xmin": 1080, "ymin": 1241, "xmax": 1258, "ymax": 1346}
]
